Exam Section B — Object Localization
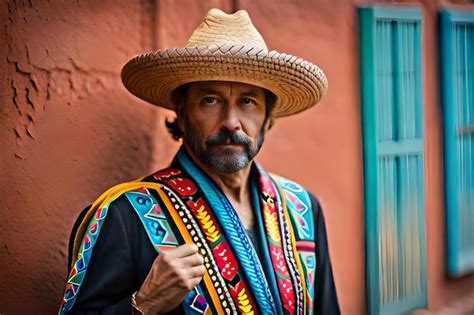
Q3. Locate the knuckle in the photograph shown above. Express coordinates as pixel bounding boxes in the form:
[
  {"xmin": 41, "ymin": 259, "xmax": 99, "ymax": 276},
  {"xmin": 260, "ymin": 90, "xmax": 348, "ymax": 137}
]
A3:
[
  {"xmin": 159, "ymin": 252, "xmax": 169, "ymax": 263},
  {"xmin": 196, "ymin": 254, "xmax": 204, "ymax": 265},
  {"xmin": 177, "ymin": 267, "xmax": 188, "ymax": 280},
  {"xmin": 176, "ymin": 282, "xmax": 186, "ymax": 291},
  {"xmin": 195, "ymin": 266, "xmax": 205, "ymax": 277},
  {"xmin": 185, "ymin": 281, "xmax": 195, "ymax": 291},
  {"xmin": 177, "ymin": 278, "xmax": 188, "ymax": 289},
  {"xmin": 171, "ymin": 265, "xmax": 182, "ymax": 276}
]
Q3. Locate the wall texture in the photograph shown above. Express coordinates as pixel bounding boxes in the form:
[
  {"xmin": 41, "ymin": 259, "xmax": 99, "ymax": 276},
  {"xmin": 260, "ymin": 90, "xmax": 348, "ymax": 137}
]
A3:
[
  {"xmin": 1, "ymin": 0, "xmax": 473, "ymax": 314},
  {"xmin": 0, "ymin": 1, "xmax": 159, "ymax": 313}
]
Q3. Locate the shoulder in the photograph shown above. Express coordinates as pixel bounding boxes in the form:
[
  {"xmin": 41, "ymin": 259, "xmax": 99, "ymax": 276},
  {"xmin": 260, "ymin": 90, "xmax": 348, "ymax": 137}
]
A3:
[
  {"xmin": 269, "ymin": 173, "xmax": 325, "ymax": 241},
  {"xmin": 70, "ymin": 179, "xmax": 164, "ymax": 257},
  {"xmin": 270, "ymin": 173, "xmax": 322, "ymax": 213}
]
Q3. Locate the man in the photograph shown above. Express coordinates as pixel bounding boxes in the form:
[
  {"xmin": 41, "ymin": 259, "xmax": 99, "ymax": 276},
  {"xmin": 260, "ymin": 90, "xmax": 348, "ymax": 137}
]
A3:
[{"xmin": 59, "ymin": 8, "xmax": 340, "ymax": 315}]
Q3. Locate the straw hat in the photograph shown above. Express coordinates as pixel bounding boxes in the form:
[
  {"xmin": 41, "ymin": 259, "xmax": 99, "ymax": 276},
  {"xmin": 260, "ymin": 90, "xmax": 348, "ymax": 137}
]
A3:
[{"xmin": 121, "ymin": 9, "xmax": 327, "ymax": 117}]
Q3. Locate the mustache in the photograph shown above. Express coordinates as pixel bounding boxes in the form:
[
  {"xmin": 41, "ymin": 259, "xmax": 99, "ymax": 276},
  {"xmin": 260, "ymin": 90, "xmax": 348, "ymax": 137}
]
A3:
[{"xmin": 206, "ymin": 129, "xmax": 252, "ymax": 146}]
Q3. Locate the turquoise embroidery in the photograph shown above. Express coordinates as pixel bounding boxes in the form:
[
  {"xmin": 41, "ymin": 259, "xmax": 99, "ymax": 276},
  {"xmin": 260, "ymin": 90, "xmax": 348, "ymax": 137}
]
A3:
[
  {"xmin": 125, "ymin": 191, "xmax": 179, "ymax": 248},
  {"xmin": 274, "ymin": 175, "xmax": 317, "ymax": 313}
]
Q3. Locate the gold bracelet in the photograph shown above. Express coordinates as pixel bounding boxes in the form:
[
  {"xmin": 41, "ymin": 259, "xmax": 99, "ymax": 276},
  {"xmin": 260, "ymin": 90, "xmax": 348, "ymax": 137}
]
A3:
[{"xmin": 131, "ymin": 292, "xmax": 145, "ymax": 315}]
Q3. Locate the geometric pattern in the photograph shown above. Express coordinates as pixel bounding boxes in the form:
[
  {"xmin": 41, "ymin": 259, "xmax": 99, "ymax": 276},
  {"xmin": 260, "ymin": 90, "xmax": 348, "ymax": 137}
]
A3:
[
  {"xmin": 125, "ymin": 189, "xmax": 179, "ymax": 250},
  {"xmin": 297, "ymin": 243, "xmax": 317, "ymax": 313},
  {"xmin": 285, "ymin": 190, "xmax": 311, "ymax": 239},
  {"xmin": 274, "ymin": 175, "xmax": 317, "ymax": 315},
  {"xmin": 159, "ymin": 184, "xmax": 235, "ymax": 314},
  {"xmin": 185, "ymin": 288, "xmax": 208, "ymax": 314},
  {"xmin": 258, "ymin": 171, "xmax": 300, "ymax": 314},
  {"xmin": 279, "ymin": 178, "xmax": 314, "ymax": 240},
  {"xmin": 126, "ymin": 187, "xmax": 211, "ymax": 314},
  {"xmin": 59, "ymin": 202, "xmax": 113, "ymax": 315},
  {"xmin": 176, "ymin": 151, "xmax": 278, "ymax": 314},
  {"xmin": 153, "ymin": 169, "xmax": 257, "ymax": 315}
]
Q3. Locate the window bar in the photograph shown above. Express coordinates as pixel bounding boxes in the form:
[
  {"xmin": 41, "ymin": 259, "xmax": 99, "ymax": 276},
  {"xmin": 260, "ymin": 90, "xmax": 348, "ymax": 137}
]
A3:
[
  {"xmin": 410, "ymin": 22, "xmax": 416, "ymax": 139},
  {"xmin": 403, "ymin": 21, "xmax": 408, "ymax": 140},
  {"xmin": 453, "ymin": 24, "xmax": 463, "ymax": 268},
  {"xmin": 469, "ymin": 24, "xmax": 474, "ymax": 257},
  {"xmin": 463, "ymin": 23, "xmax": 473, "ymax": 259},
  {"xmin": 460, "ymin": 24, "xmax": 467, "ymax": 257},
  {"xmin": 466, "ymin": 24, "xmax": 473, "ymax": 257}
]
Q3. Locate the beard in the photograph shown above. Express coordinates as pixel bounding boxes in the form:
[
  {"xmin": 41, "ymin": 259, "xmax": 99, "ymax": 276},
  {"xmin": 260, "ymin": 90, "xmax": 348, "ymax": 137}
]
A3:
[{"xmin": 184, "ymin": 118, "xmax": 266, "ymax": 174}]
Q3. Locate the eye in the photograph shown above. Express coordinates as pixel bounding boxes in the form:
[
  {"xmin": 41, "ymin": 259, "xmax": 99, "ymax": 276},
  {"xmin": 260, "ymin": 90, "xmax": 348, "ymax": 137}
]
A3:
[
  {"xmin": 241, "ymin": 97, "xmax": 256, "ymax": 106},
  {"xmin": 203, "ymin": 96, "xmax": 218, "ymax": 105}
]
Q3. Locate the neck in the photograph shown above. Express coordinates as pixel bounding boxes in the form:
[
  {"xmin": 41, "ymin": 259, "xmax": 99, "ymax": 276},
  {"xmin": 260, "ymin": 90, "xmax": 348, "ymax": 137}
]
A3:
[{"xmin": 182, "ymin": 144, "xmax": 252, "ymax": 203}]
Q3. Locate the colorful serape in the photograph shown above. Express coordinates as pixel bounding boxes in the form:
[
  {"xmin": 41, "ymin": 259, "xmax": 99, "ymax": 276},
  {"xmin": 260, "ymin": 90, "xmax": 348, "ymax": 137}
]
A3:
[{"xmin": 59, "ymin": 148, "xmax": 316, "ymax": 315}]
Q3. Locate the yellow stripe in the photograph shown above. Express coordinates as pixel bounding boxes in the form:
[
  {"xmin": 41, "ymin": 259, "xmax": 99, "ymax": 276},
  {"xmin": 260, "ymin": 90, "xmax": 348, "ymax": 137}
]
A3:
[
  {"xmin": 155, "ymin": 186, "xmax": 224, "ymax": 314},
  {"xmin": 72, "ymin": 178, "xmax": 146, "ymax": 266}
]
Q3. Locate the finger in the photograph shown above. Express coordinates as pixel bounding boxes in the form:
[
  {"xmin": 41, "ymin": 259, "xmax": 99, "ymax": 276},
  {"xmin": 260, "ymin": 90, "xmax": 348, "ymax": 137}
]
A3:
[
  {"xmin": 179, "ymin": 252, "xmax": 204, "ymax": 267},
  {"xmin": 188, "ymin": 276, "xmax": 204, "ymax": 289},
  {"xmin": 166, "ymin": 244, "xmax": 199, "ymax": 259},
  {"xmin": 186, "ymin": 265, "xmax": 206, "ymax": 278}
]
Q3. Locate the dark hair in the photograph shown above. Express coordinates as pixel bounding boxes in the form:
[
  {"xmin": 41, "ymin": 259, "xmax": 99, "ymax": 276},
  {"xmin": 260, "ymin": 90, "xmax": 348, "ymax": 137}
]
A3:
[
  {"xmin": 165, "ymin": 84, "xmax": 276, "ymax": 141},
  {"xmin": 165, "ymin": 84, "xmax": 191, "ymax": 141}
]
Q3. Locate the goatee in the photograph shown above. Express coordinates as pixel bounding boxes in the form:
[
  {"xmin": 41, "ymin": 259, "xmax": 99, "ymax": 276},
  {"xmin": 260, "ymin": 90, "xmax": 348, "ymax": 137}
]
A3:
[{"xmin": 184, "ymin": 123, "xmax": 265, "ymax": 173}]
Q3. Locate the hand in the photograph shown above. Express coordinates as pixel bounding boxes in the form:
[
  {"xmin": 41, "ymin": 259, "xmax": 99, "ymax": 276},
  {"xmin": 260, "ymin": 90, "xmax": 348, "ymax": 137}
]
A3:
[{"xmin": 135, "ymin": 244, "xmax": 205, "ymax": 314}]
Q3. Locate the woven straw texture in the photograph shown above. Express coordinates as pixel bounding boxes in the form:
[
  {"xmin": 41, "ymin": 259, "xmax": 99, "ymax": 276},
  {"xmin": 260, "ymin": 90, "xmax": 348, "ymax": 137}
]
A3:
[{"xmin": 121, "ymin": 9, "xmax": 328, "ymax": 117}]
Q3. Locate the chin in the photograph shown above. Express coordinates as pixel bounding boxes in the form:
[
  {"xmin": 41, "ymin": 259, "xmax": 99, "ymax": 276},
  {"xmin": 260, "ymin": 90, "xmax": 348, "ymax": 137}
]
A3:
[{"xmin": 206, "ymin": 154, "xmax": 250, "ymax": 174}]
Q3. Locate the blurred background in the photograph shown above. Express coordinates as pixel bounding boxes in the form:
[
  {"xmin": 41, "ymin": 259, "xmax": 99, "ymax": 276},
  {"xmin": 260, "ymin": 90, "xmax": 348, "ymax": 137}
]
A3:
[{"xmin": 1, "ymin": 0, "xmax": 473, "ymax": 314}]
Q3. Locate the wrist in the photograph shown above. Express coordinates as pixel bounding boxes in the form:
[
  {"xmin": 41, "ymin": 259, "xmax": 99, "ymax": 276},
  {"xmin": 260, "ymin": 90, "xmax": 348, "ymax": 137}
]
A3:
[{"xmin": 133, "ymin": 291, "xmax": 166, "ymax": 315}]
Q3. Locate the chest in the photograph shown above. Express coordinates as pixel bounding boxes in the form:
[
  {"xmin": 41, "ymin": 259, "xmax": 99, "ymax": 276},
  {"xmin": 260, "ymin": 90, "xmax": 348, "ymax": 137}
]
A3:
[{"xmin": 227, "ymin": 197, "xmax": 255, "ymax": 230}]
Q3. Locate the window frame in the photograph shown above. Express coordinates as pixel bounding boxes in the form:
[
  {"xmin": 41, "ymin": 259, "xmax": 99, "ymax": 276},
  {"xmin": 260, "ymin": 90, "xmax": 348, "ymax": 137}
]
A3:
[
  {"xmin": 359, "ymin": 5, "xmax": 427, "ymax": 315},
  {"xmin": 439, "ymin": 8, "xmax": 474, "ymax": 277}
]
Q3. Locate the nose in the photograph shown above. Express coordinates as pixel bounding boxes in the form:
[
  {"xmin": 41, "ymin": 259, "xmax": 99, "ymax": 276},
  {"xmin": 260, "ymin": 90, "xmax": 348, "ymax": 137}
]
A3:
[{"xmin": 221, "ymin": 104, "xmax": 241, "ymax": 131}]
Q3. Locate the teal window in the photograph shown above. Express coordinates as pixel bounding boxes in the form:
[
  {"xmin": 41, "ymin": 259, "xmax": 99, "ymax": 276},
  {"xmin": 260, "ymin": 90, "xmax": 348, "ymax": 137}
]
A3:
[
  {"xmin": 439, "ymin": 9, "xmax": 474, "ymax": 277},
  {"xmin": 359, "ymin": 6, "xmax": 427, "ymax": 315}
]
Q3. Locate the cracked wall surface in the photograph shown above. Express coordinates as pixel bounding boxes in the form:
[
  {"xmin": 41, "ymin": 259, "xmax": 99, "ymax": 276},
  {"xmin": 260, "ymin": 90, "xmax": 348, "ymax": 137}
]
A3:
[
  {"xmin": 1, "ymin": 0, "xmax": 473, "ymax": 314},
  {"xmin": 0, "ymin": 0, "xmax": 159, "ymax": 313}
]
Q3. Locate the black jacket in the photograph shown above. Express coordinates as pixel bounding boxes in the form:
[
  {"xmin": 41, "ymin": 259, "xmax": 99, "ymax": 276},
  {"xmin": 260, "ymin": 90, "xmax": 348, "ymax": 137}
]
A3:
[{"xmin": 66, "ymin": 184, "xmax": 340, "ymax": 315}]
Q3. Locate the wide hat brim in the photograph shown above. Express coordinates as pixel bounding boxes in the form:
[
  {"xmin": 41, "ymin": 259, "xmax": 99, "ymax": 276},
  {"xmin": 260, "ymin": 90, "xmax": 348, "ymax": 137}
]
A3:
[{"xmin": 121, "ymin": 43, "xmax": 328, "ymax": 117}]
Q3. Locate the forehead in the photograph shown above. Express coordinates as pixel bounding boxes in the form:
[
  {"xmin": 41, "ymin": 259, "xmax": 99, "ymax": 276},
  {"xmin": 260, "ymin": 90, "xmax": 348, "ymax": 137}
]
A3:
[{"xmin": 187, "ymin": 81, "xmax": 266, "ymax": 97}]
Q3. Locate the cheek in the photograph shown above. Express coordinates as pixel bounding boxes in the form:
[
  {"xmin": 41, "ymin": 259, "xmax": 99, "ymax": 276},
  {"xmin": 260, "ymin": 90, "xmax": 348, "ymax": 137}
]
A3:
[
  {"xmin": 187, "ymin": 115, "xmax": 217, "ymax": 139},
  {"xmin": 242, "ymin": 112, "xmax": 266, "ymax": 137},
  {"xmin": 183, "ymin": 102, "xmax": 216, "ymax": 136}
]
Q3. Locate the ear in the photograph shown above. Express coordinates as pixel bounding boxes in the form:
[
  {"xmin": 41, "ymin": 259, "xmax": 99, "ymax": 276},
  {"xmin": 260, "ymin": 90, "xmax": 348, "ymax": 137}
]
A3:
[
  {"xmin": 176, "ymin": 104, "xmax": 185, "ymax": 132},
  {"xmin": 264, "ymin": 117, "xmax": 275, "ymax": 131}
]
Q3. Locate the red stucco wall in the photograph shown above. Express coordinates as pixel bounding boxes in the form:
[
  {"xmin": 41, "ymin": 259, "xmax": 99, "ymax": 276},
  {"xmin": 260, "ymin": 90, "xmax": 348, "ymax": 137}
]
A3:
[
  {"xmin": 0, "ymin": 1, "xmax": 160, "ymax": 313},
  {"xmin": 1, "ymin": 0, "xmax": 473, "ymax": 314}
]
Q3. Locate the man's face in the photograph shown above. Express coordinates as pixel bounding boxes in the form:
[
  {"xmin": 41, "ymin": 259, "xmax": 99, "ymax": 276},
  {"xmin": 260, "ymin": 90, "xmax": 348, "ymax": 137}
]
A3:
[{"xmin": 179, "ymin": 81, "xmax": 269, "ymax": 173}]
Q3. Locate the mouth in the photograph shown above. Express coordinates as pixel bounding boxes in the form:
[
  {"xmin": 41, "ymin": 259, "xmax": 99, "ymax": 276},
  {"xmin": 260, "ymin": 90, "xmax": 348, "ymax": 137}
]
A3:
[
  {"xmin": 213, "ymin": 143, "xmax": 244, "ymax": 149},
  {"xmin": 209, "ymin": 141, "xmax": 247, "ymax": 153},
  {"xmin": 219, "ymin": 142, "xmax": 242, "ymax": 146},
  {"xmin": 211, "ymin": 138, "xmax": 245, "ymax": 146}
]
